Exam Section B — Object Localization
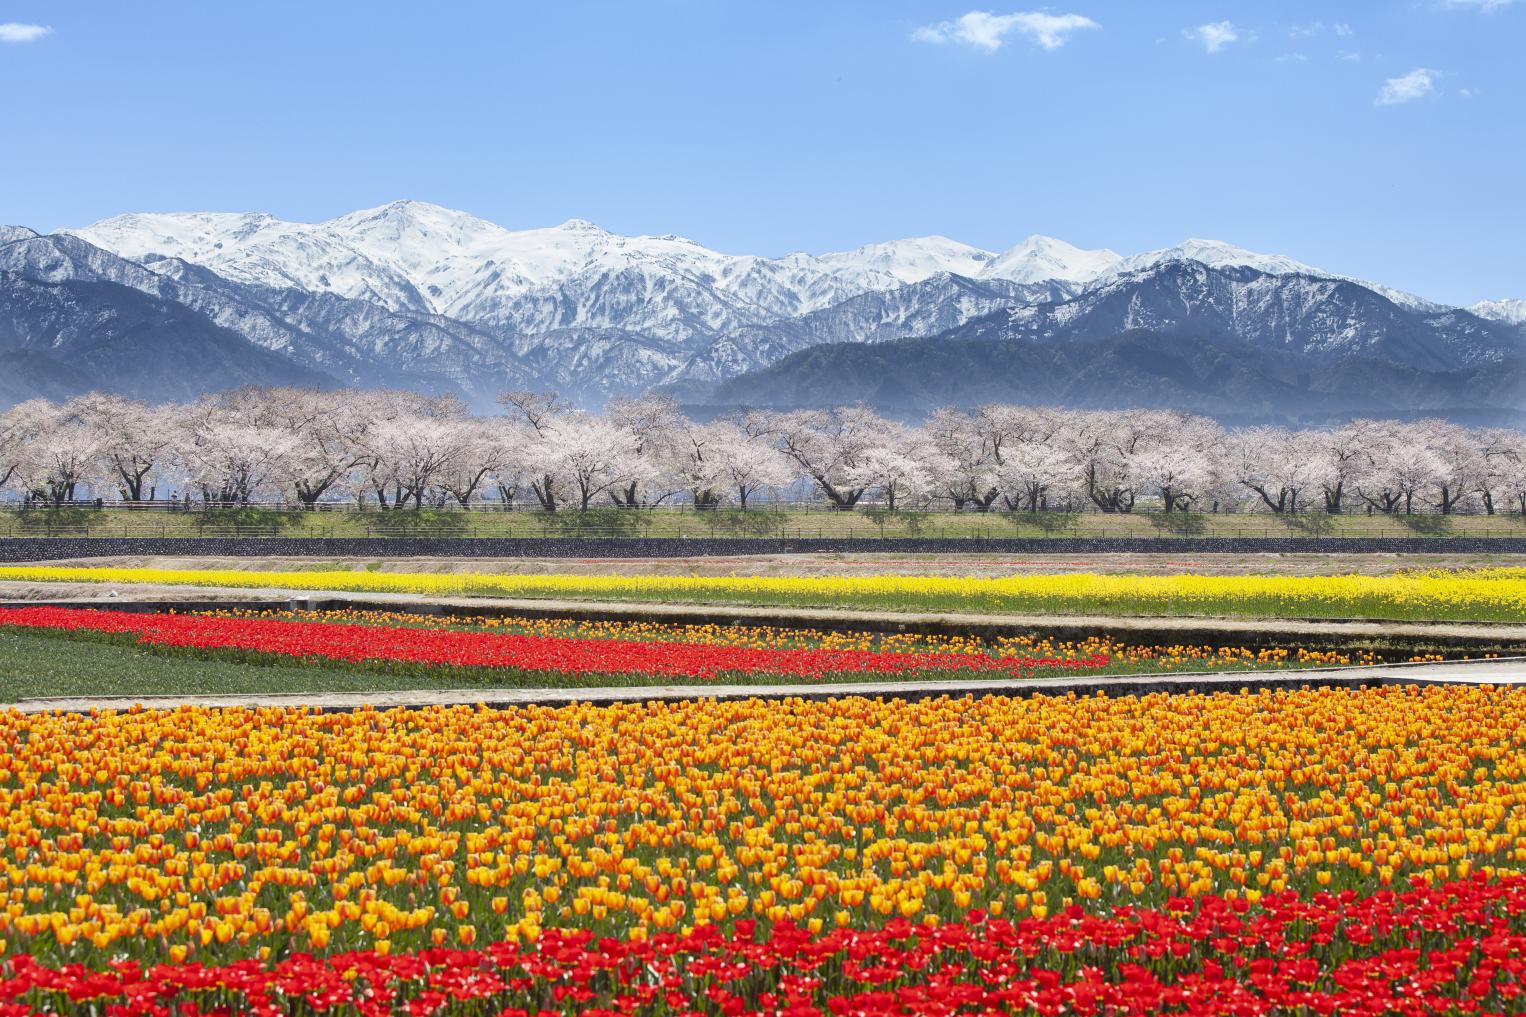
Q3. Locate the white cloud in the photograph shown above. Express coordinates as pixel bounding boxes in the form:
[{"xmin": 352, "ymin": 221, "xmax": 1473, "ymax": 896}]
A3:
[
  {"xmin": 1376, "ymin": 68, "xmax": 1438, "ymax": 105},
  {"xmin": 1339, "ymin": 49, "xmax": 1362, "ymax": 61},
  {"xmin": 1290, "ymin": 20, "xmax": 1354, "ymax": 38},
  {"xmin": 1277, "ymin": 52, "xmax": 1309, "ymax": 63},
  {"xmin": 1460, "ymin": 86, "xmax": 1481, "ymax": 97},
  {"xmin": 1441, "ymin": 0, "xmax": 1514, "ymax": 10},
  {"xmin": 1183, "ymin": 20, "xmax": 1239, "ymax": 54},
  {"xmin": 913, "ymin": 10, "xmax": 1100, "ymax": 52},
  {"xmin": 0, "ymin": 22, "xmax": 52, "ymax": 43}
]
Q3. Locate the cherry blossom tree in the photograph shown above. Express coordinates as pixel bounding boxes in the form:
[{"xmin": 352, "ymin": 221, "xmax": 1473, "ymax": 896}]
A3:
[
  {"xmin": 605, "ymin": 395, "xmax": 685, "ymax": 508},
  {"xmin": 66, "ymin": 394, "xmax": 178, "ymax": 502},
  {"xmin": 923, "ymin": 408, "xmax": 999, "ymax": 511},
  {"xmin": 1227, "ymin": 426, "xmax": 1329, "ymax": 514},
  {"xmin": 0, "ymin": 399, "xmax": 50, "ymax": 494},
  {"xmin": 1486, "ymin": 430, "xmax": 1526, "ymax": 516},
  {"xmin": 1418, "ymin": 419, "xmax": 1484, "ymax": 515},
  {"xmin": 248, "ymin": 388, "xmax": 376, "ymax": 509},
  {"xmin": 434, "ymin": 417, "xmax": 521, "ymax": 509},
  {"xmin": 1474, "ymin": 428, "xmax": 1523, "ymax": 516},
  {"xmin": 1066, "ymin": 410, "xmax": 1169, "ymax": 514},
  {"xmin": 179, "ymin": 395, "xmax": 300, "ymax": 506},
  {"xmin": 1352, "ymin": 421, "xmax": 1443, "ymax": 516},
  {"xmin": 499, "ymin": 391, "xmax": 569, "ymax": 511},
  {"xmin": 513, "ymin": 412, "xmax": 641, "ymax": 511},
  {"xmin": 765, "ymin": 405, "xmax": 889, "ymax": 510},
  {"xmin": 1130, "ymin": 416, "xmax": 1224, "ymax": 513},
  {"xmin": 8, "ymin": 399, "xmax": 109, "ymax": 504},
  {"xmin": 705, "ymin": 421, "xmax": 795, "ymax": 509},
  {"xmin": 1311, "ymin": 423, "xmax": 1373, "ymax": 515}
]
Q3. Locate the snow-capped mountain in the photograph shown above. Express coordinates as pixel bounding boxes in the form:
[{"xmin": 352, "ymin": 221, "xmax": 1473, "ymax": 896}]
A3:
[
  {"xmin": 705, "ymin": 261, "xmax": 1526, "ymax": 418},
  {"xmin": 1472, "ymin": 299, "xmax": 1526, "ymax": 327},
  {"xmin": 992, "ymin": 260, "xmax": 1518, "ymax": 370},
  {"xmin": 666, "ymin": 274, "xmax": 1072, "ymax": 389},
  {"xmin": 1, "ymin": 201, "xmax": 1518, "ymax": 415},
  {"xmin": 70, "ymin": 202, "xmax": 1123, "ymax": 344},
  {"xmin": 1102, "ymin": 239, "xmax": 1436, "ymax": 311}
]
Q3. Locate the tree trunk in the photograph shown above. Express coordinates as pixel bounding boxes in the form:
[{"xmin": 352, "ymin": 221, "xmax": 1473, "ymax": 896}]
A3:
[
  {"xmin": 1323, "ymin": 482, "xmax": 1343, "ymax": 514},
  {"xmin": 531, "ymin": 476, "xmax": 558, "ymax": 512}
]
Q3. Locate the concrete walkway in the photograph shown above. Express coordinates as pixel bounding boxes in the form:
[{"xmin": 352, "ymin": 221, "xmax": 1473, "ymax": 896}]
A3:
[
  {"xmin": 7, "ymin": 657, "xmax": 1525, "ymax": 715},
  {"xmin": 7, "ymin": 589, "xmax": 1526, "ymax": 649}
]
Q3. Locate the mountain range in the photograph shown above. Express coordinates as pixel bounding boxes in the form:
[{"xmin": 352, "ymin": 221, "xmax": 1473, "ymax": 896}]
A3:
[{"xmin": 1, "ymin": 201, "xmax": 1522, "ymax": 422}]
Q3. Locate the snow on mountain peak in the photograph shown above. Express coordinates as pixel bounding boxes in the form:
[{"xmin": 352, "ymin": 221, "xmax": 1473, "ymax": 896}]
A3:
[
  {"xmin": 979, "ymin": 235, "xmax": 1121, "ymax": 285},
  {"xmin": 1471, "ymin": 298, "xmax": 1526, "ymax": 326},
  {"xmin": 1110, "ymin": 238, "xmax": 1317, "ymax": 278},
  {"xmin": 1104, "ymin": 238, "xmax": 1437, "ymax": 310},
  {"xmin": 0, "ymin": 225, "xmax": 39, "ymax": 246},
  {"xmin": 816, "ymin": 236, "xmax": 995, "ymax": 286}
]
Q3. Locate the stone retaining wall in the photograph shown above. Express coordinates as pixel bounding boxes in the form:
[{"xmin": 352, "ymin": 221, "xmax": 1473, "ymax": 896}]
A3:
[{"xmin": 5, "ymin": 535, "xmax": 1526, "ymax": 561}]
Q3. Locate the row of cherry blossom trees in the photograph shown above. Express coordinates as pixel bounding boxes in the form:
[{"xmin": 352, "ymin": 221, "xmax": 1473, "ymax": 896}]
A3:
[{"xmin": 3, "ymin": 389, "xmax": 1526, "ymax": 515}]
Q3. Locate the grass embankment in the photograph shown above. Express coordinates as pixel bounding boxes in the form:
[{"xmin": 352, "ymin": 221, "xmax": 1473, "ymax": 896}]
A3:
[
  {"xmin": 7, "ymin": 565, "xmax": 1526, "ymax": 622},
  {"xmin": 3, "ymin": 505, "xmax": 1523, "ymax": 540}
]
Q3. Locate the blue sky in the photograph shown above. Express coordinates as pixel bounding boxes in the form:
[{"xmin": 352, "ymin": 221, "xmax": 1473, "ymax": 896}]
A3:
[{"xmin": 1, "ymin": 1, "xmax": 1520, "ymax": 305}]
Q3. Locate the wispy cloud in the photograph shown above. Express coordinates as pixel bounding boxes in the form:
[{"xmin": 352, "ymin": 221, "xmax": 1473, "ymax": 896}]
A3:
[
  {"xmin": 1440, "ymin": 0, "xmax": 1514, "ymax": 11},
  {"xmin": 1290, "ymin": 20, "xmax": 1354, "ymax": 39},
  {"xmin": 1276, "ymin": 52, "xmax": 1309, "ymax": 63},
  {"xmin": 1376, "ymin": 68, "xmax": 1438, "ymax": 105},
  {"xmin": 1183, "ymin": 20, "xmax": 1239, "ymax": 54},
  {"xmin": 0, "ymin": 22, "xmax": 52, "ymax": 43},
  {"xmin": 913, "ymin": 10, "xmax": 1100, "ymax": 52}
]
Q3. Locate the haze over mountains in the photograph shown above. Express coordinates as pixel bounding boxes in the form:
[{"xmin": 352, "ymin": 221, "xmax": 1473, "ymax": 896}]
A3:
[{"xmin": 1, "ymin": 201, "xmax": 1522, "ymax": 422}]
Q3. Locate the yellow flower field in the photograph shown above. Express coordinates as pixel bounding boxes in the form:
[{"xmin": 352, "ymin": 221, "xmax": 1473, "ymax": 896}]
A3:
[
  {"xmin": 1, "ymin": 686, "xmax": 1522, "ymax": 966},
  {"xmin": 5, "ymin": 563, "xmax": 1526, "ymax": 620}
]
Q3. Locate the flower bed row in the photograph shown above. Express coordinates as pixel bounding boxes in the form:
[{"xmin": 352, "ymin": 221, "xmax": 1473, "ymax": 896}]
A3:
[
  {"xmin": 2, "ymin": 689, "xmax": 1522, "ymax": 967},
  {"xmin": 0, "ymin": 607, "xmax": 1108, "ymax": 681},
  {"xmin": 6, "ymin": 564, "xmax": 1526, "ymax": 621},
  {"xmin": 4, "ymin": 876, "xmax": 1524, "ymax": 1016},
  {"xmin": 208, "ymin": 607, "xmax": 1392, "ymax": 669}
]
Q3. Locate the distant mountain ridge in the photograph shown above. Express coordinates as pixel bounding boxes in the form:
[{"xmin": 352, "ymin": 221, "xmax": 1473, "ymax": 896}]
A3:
[
  {"xmin": 698, "ymin": 261, "xmax": 1526, "ymax": 423},
  {"xmin": 0, "ymin": 201, "xmax": 1519, "ymax": 418}
]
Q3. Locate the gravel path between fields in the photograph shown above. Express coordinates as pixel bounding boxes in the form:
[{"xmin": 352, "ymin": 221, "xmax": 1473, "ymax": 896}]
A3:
[{"xmin": 6, "ymin": 658, "xmax": 1524, "ymax": 714}]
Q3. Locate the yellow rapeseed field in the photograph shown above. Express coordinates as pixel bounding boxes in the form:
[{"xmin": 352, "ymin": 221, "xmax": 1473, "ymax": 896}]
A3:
[
  {"xmin": 4, "ymin": 564, "xmax": 1526, "ymax": 620},
  {"xmin": 0, "ymin": 686, "xmax": 1522, "ymax": 965}
]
